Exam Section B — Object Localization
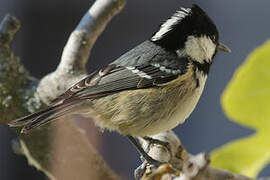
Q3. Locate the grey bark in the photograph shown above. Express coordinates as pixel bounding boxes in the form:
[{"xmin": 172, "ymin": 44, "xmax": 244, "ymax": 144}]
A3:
[{"xmin": 0, "ymin": 0, "xmax": 125, "ymax": 179}]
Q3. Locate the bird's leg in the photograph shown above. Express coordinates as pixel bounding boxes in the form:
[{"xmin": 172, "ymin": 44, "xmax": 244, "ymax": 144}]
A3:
[
  {"xmin": 127, "ymin": 135, "xmax": 163, "ymax": 167},
  {"xmin": 143, "ymin": 136, "xmax": 171, "ymax": 153}
]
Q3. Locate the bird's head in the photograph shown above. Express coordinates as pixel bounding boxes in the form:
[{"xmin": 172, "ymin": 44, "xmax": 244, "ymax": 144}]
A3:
[{"xmin": 151, "ymin": 4, "xmax": 231, "ymax": 64}]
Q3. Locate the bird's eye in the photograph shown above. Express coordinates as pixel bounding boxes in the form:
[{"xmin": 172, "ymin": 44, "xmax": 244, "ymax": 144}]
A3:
[
  {"xmin": 211, "ymin": 35, "xmax": 219, "ymax": 43},
  {"xmin": 211, "ymin": 35, "xmax": 216, "ymax": 42}
]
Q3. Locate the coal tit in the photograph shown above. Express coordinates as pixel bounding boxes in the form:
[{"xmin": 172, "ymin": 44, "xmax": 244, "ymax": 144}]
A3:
[{"xmin": 9, "ymin": 4, "xmax": 231, "ymax": 165}]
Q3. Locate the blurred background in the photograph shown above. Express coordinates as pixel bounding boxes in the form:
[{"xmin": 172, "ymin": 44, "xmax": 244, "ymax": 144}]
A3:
[{"xmin": 0, "ymin": 0, "xmax": 270, "ymax": 179}]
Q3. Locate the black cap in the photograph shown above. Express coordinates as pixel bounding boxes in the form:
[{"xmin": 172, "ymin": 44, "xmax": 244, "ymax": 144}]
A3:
[{"xmin": 151, "ymin": 4, "xmax": 219, "ymax": 51}]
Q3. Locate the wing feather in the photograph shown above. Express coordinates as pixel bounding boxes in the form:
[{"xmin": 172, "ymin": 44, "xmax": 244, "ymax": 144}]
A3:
[{"xmin": 54, "ymin": 63, "xmax": 187, "ymax": 103}]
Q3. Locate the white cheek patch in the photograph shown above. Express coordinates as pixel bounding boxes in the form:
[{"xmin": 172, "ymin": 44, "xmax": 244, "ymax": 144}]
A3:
[{"xmin": 177, "ymin": 36, "xmax": 216, "ymax": 63}]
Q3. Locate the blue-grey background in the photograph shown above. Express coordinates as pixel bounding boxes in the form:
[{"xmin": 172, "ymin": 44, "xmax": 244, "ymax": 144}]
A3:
[{"xmin": 0, "ymin": 0, "xmax": 269, "ymax": 179}]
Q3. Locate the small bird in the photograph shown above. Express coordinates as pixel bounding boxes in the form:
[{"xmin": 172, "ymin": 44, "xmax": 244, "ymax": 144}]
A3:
[{"xmin": 9, "ymin": 4, "xmax": 230, "ymax": 165}]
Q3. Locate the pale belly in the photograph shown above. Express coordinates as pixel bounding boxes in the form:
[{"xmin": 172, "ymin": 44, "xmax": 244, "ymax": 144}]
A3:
[
  {"xmin": 90, "ymin": 72, "xmax": 207, "ymax": 137},
  {"xmin": 129, "ymin": 74, "xmax": 207, "ymax": 136}
]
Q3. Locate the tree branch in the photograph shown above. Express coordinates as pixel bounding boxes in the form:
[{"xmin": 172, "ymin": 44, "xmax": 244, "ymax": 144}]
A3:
[
  {"xmin": 0, "ymin": 0, "xmax": 125, "ymax": 179},
  {"xmin": 58, "ymin": 0, "xmax": 126, "ymax": 73},
  {"xmin": 139, "ymin": 131, "xmax": 270, "ymax": 180},
  {"xmin": 38, "ymin": 0, "xmax": 126, "ymax": 104},
  {"xmin": 2, "ymin": 1, "xmax": 269, "ymax": 180}
]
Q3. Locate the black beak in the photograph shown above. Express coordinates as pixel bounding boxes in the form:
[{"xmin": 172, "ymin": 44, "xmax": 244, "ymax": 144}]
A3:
[{"xmin": 218, "ymin": 42, "xmax": 231, "ymax": 53}]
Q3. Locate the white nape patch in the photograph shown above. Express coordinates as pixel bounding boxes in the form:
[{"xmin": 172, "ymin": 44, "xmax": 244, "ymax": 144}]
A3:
[
  {"xmin": 177, "ymin": 35, "xmax": 216, "ymax": 63},
  {"xmin": 151, "ymin": 8, "xmax": 191, "ymax": 41},
  {"xmin": 126, "ymin": 66, "xmax": 152, "ymax": 79}
]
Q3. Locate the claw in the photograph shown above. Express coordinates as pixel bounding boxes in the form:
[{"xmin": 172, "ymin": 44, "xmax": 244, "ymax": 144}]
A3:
[
  {"xmin": 143, "ymin": 136, "xmax": 172, "ymax": 158},
  {"xmin": 134, "ymin": 162, "xmax": 147, "ymax": 180}
]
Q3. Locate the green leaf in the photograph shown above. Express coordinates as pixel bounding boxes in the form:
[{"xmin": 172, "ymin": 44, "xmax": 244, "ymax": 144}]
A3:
[{"xmin": 211, "ymin": 40, "xmax": 270, "ymax": 177}]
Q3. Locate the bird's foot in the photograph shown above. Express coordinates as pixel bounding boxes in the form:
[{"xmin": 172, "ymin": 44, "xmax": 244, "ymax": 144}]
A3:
[
  {"xmin": 134, "ymin": 160, "xmax": 165, "ymax": 180},
  {"xmin": 127, "ymin": 135, "xmax": 165, "ymax": 179},
  {"xmin": 143, "ymin": 136, "xmax": 171, "ymax": 153},
  {"xmin": 135, "ymin": 150, "xmax": 165, "ymax": 180}
]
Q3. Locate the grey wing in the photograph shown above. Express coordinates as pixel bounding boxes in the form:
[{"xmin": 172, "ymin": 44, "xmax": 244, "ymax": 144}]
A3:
[
  {"xmin": 113, "ymin": 40, "xmax": 179, "ymax": 66},
  {"xmin": 8, "ymin": 42, "xmax": 189, "ymax": 132},
  {"xmin": 52, "ymin": 63, "xmax": 185, "ymax": 104},
  {"xmin": 53, "ymin": 41, "xmax": 189, "ymax": 104}
]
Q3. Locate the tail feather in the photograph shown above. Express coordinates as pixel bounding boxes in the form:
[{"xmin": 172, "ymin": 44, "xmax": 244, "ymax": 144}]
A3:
[
  {"xmin": 8, "ymin": 106, "xmax": 58, "ymax": 127},
  {"xmin": 21, "ymin": 101, "xmax": 84, "ymax": 133},
  {"xmin": 8, "ymin": 100, "xmax": 84, "ymax": 133}
]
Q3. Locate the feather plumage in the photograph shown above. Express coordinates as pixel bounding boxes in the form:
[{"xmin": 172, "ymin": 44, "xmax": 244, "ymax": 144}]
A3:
[{"xmin": 9, "ymin": 43, "xmax": 190, "ymax": 133}]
